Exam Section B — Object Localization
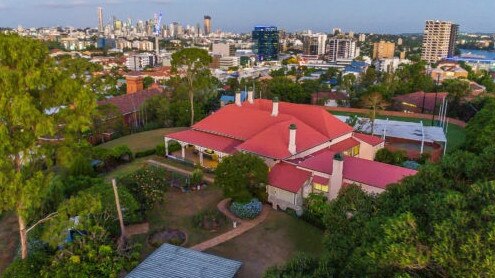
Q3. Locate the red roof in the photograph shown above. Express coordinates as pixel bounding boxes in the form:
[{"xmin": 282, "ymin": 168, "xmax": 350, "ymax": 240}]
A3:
[
  {"xmin": 182, "ymin": 99, "xmax": 354, "ymax": 159},
  {"xmin": 297, "ymin": 149, "xmax": 336, "ymax": 175},
  {"xmin": 268, "ymin": 163, "xmax": 311, "ymax": 193},
  {"xmin": 238, "ymin": 119, "xmax": 329, "ymax": 159},
  {"xmin": 246, "ymin": 100, "xmax": 353, "ymax": 139},
  {"xmin": 343, "ymin": 156, "xmax": 417, "ymax": 189},
  {"xmin": 352, "ymin": 133, "xmax": 384, "ymax": 146},
  {"xmin": 312, "ymin": 175, "xmax": 329, "ymax": 185},
  {"xmin": 392, "ymin": 91, "xmax": 448, "ymax": 112},
  {"xmin": 98, "ymin": 88, "xmax": 164, "ymax": 115},
  {"xmin": 167, "ymin": 129, "xmax": 242, "ymax": 154},
  {"xmin": 330, "ymin": 137, "xmax": 360, "ymax": 152}
]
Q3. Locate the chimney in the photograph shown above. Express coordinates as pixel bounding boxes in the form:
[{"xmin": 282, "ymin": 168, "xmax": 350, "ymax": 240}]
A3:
[
  {"xmin": 271, "ymin": 97, "xmax": 279, "ymax": 116},
  {"xmin": 235, "ymin": 91, "xmax": 242, "ymax": 106},
  {"xmin": 288, "ymin": 124, "xmax": 297, "ymax": 155},
  {"xmin": 248, "ymin": 90, "xmax": 254, "ymax": 104},
  {"xmin": 329, "ymin": 153, "xmax": 344, "ymax": 200}
]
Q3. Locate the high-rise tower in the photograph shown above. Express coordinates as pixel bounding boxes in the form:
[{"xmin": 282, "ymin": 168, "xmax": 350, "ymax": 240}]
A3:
[
  {"xmin": 204, "ymin": 15, "xmax": 212, "ymax": 35},
  {"xmin": 421, "ymin": 20, "xmax": 459, "ymax": 63},
  {"xmin": 97, "ymin": 7, "xmax": 104, "ymax": 33}
]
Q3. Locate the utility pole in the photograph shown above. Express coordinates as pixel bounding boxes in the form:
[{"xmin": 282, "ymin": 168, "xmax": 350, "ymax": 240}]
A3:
[{"xmin": 112, "ymin": 179, "xmax": 127, "ymax": 251}]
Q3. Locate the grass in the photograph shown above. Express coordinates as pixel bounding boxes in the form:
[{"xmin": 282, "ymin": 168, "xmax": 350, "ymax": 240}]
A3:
[
  {"xmin": 97, "ymin": 127, "xmax": 187, "ymax": 153},
  {"xmin": 130, "ymin": 184, "xmax": 229, "ymax": 259},
  {"xmin": 330, "ymin": 111, "xmax": 466, "ymax": 152},
  {"xmin": 206, "ymin": 211, "xmax": 325, "ymax": 278},
  {"xmin": 102, "ymin": 156, "xmax": 152, "ymax": 181}
]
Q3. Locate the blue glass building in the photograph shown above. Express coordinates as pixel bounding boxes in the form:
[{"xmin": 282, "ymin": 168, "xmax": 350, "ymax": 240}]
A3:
[{"xmin": 252, "ymin": 26, "xmax": 279, "ymax": 61}]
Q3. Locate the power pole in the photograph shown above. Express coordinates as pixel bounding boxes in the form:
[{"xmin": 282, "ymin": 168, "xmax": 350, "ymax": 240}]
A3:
[{"xmin": 112, "ymin": 179, "xmax": 127, "ymax": 251}]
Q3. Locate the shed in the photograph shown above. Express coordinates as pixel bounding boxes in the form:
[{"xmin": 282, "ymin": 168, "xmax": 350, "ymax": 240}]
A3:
[{"xmin": 126, "ymin": 244, "xmax": 242, "ymax": 278}]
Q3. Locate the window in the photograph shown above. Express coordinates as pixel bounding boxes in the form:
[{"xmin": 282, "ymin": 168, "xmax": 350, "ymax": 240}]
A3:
[
  {"xmin": 313, "ymin": 182, "xmax": 328, "ymax": 193},
  {"xmin": 344, "ymin": 145, "xmax": 360, "ymax": 157}
]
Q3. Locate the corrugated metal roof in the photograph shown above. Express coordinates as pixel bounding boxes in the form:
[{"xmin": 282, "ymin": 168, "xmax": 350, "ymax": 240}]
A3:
[{"xmin": 126, "ymin": 244, "xmax": 242, "ymax": 278}]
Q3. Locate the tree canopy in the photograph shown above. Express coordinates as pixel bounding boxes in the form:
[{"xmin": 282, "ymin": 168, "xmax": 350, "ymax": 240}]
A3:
[
  {"xmin": 215, "ymin": 153, "xmax": 268, "ymax": 203},
  {"xmin": 0, "ymin": 34, "xmax": 95, "ymax": 259}
]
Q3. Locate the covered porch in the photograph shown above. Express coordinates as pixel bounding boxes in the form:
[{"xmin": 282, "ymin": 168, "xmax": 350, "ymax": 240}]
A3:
[{"xmin": 164, "ymin": 129, "xmax": 242, "ymax": 170}]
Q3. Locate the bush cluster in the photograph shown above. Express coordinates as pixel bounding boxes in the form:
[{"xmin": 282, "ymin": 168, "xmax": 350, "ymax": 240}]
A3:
[
  {"xmin": 119, "ymin": 166, "xmax": 169, "ymax": 212},
  {"xmin": 229, "ymin": 198, "xmax": 262, "ymax": 219},
  {"xmin": 134, "ymin": 149, "xmax": 156, "ymax": 158},
  {"xmin": 92, "ymin": 145, "xmax": 133, "ymax": 171}
]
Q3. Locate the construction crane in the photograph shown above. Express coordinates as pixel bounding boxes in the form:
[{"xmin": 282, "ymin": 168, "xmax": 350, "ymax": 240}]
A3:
[{"xmin": 154, "ymin": 12, "xmax": 162, "ymax": 57}]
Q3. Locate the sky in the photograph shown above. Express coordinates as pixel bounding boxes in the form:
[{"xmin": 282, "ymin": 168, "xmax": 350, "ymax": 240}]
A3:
[{"xmin": 0, "ymin": 0, "xmax": 494, "ymax": 34}]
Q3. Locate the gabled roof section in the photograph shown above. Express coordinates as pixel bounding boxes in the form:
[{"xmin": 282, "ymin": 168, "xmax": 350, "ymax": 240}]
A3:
[
  {"xmin": 353, "ymin": 132, "xmax": 384, "ymax": 146},
  {"xmin": 343, "ymin": 156, "xmax": 417, "ymax": 189},
  {"xmin": 330, "ymin": 137, "xmax": 360, "ymax": 152},
  {"xmin": 192, "ymin": 104, "xmax": 290, "ymax": 140},
  {"xmin": 237, "ymin": 119, "xmax": 328, "ymax": 159},
  {"xmin": 97, "ymin": 88, "xmax": 164, "ymax": 115},
  {"xmin": 126, "ymin": 243, "xmax": 242, "ymax": 278},
  {"xmin": 246, "ymin": 99, "xmax": 354, "ymax": 140},
  {"xmin": 166, "ymin": 129, "xmax": 242, "ymax": 154},
  {"xmin": 297, "ymin": 149, "xmax": 336, "ymax": 175},
  {"xmin": 268, "ymin": 162, "xmax": 311, "ymax": 193}
]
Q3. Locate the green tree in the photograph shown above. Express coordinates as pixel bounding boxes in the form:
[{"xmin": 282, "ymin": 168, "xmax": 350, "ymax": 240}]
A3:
[
  {"xmin": 215, "ymin": 153, "xmax": 268, "ymax": 203},
  {"xmin": 0, "ymin": 34, "xmax": 95, "ymax": 259},
  {"xmin": 361, "ymin": 92, "xmax": 389, "ymax": 133},
  {"xmin": 465, "ymin": 99, "xmax": 495, "ymax": 153},
  {"xmin": 268, "ymin": 76, "xmax": 309, "ymax": 104},
  {"xmin": 171, "ymin": 48, "xmax": 212, "ymax": 126},
  {"xmin": 143, "ymin": 76, "xmax": 154, "ymax": 89}
]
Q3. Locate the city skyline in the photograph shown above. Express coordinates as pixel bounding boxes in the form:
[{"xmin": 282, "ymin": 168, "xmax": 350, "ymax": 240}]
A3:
[{"xmin": 0, "ymin": 0, "xmax": 494, "ymax": 33}]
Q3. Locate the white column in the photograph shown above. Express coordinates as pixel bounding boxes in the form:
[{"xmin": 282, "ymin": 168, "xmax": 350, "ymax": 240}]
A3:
[
  {"xmin": 199, "ymin": 152, "xmax": 204, "ymax": 167},
  {"xmin": 420, "ymin": 121, "xmax": 425, "ymax": 154},
  {"xmin": 164, "ymin": 138, "xmax": 169, "ymax": 156},
  {"xmin": 180, "ymin": 143, "xmax": 186, "ymax": 159}
]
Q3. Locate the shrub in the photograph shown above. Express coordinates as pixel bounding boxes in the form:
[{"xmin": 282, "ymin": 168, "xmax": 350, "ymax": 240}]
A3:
[
  {"xmin": 375, "ymin": 148, "xmax": 407, "ymax": 166},
  {"xmin": 69, "ymin": 155, "xmax": 95, "ymax": 177},
  {"xmin": 134, "ymin": 149, "xmax": 156, "ymax": 158},
  {"xmin": 190, "ymin": 168, "xmax": 204, "ymax": 186},
  {"xmin": 168, "ymin": 141, "xmax": 182, "ymax": 153},
  {"xmin": 302, "ymin": 193, "xmax": 330, "ymax": 229},
  {"xmin": 119, "ymin": 166, "xmax": 169, "ymax": 212},
  {"xmin": 156, "ymin": 143, "xmax": 166, "ymax": 156},
  {"xmin": 229, "ymin": 198, "xmax": 263, "ymax": 219},
  {"xmin": 3, "ymin": 252, "xmax": 49, "ymax": 278},
  {"xmin": 112, "ymin": 145, "xmax": 133, "ymax": 162},
  {"xmin": 193, "ymin": 209, "xmax": 226, "ymax": 230}
]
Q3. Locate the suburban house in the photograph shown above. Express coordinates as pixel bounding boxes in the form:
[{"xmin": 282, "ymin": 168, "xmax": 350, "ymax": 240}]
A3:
[
  {"xmin": 97, "ymin": 74, "xmax": 166, "ymax": 129},
  {"xmin": 165, "ymin": 92, "xmax": 416, "ymax": 214},
  {"xmin": 428, "ymin": 61, "xmax": 468, "ymax": 82}
]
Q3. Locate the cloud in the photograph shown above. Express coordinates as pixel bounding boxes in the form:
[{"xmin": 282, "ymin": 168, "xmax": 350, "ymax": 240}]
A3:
[{"xmin": 37, "ymin": 0, "xmax": 93, "ymax": 9}]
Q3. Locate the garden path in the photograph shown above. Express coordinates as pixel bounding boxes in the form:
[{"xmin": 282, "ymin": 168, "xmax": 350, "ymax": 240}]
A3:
[{"xmin": 190, "ymin": 201, "xmax": 270, "ymax": 251}]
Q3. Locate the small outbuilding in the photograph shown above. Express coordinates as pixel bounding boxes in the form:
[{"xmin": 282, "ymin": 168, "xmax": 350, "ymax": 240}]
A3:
[{"xmin": 126, "ymin": 244, "xmax": 242, "ymax": 278}]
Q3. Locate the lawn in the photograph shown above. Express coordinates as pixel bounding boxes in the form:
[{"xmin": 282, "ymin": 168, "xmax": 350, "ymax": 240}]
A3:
[
  {"xmin": 329, "ymin": 111, "xmax": 466, "ymax": 152},
  {"xmin": 206, "ymin": 210, "xmax": 325, "ymax": 278},
  {"xmin": 131, "ymin": 185, "xmax": 230, "ymax": 258},
  {"xmin": 97, "ymin": 127, "xmax": 187, "ymax": 153}
]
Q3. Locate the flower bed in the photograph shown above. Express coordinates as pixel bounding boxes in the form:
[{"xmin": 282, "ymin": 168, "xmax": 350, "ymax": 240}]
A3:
[
  {"xmin": 148, "ymin": 229, "xmax": 187, "ymax": 247},
  {"xmin": 229, "ymin": 198, "xmax": 263, "ymax": 220}
]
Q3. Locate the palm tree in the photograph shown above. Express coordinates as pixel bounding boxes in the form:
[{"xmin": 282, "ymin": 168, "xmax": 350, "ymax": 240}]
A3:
[{"xmin": 361, "ymin": 92, "xmax": 388, "ymax": 134}]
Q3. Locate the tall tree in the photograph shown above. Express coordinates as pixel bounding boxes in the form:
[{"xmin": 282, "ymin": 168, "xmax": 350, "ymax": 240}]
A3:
[
  {"xmin": 361, "ymin": 92, "xmax": 389, "ymax": 133},
  {"xmin": 0, "ymin": 34, "xmax": 95, "ymax": 259},
  {"xmin": 171, "ymin": 48, "xmax": 212, "ymax": 126}
]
